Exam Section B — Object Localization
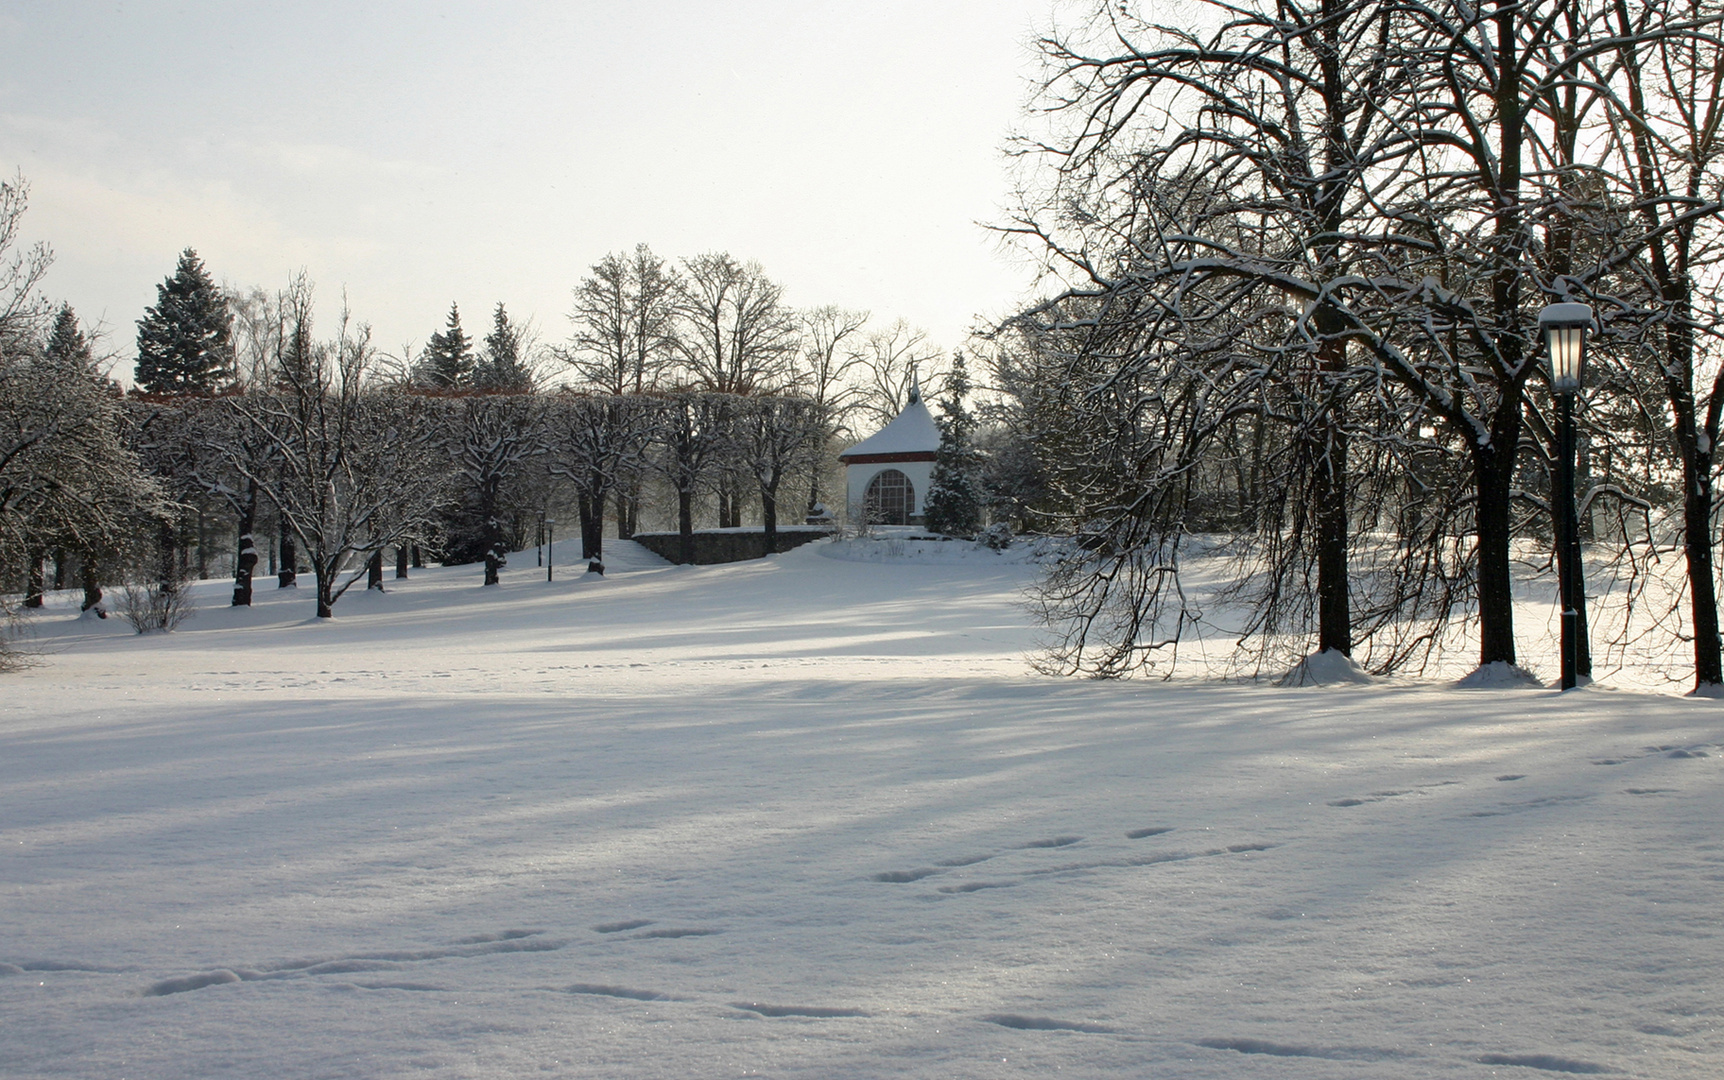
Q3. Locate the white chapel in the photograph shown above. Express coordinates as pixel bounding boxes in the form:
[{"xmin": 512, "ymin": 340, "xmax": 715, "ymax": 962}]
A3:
[{"xmin": 837, "ymin": 385, "xmax": 941, "ymax": 526}]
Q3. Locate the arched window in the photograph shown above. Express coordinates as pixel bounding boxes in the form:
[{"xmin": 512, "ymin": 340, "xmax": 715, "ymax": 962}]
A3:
[{"xmin": 865, "ymin": 469, "xmax": 914, "ymax": 525}]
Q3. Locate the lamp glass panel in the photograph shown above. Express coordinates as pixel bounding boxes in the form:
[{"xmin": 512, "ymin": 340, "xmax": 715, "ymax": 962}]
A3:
[{"xmin": 1548, "ymin": 325, "xmax": 1584, "ymax": 391}]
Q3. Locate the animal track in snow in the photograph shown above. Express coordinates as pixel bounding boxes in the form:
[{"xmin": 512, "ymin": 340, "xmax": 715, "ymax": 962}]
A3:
[
  {"xmin": 1198, "ymin": 1037, "xmax": 1404, "ymax": 1061},
  {"xmin": 1497, "ymin": 774, "xmax": 1526, "ymax": 781},
  {"xmin": 1125, "ymin": 826, "xmax": 1173, "ymax": 839},
  {"xmin": 1328, "ymin": 789, "xmax": 1409, "ymax": 807},
  {"xmin": 592, "ymin": 920, "xmax": 653, "ymax": 933},
  {"xmin": 937, "ymin": 880, "xmax": 1016, "ymax": 894},
  {"xmin": 1469, "ymin": 793, "xmax": 1590, "ymax": 818},
  {"xmin": 1596, "ymin": 742, "xmax": 1718, "ymax": 767},
  {"xmin": 1017, "ymin": 836, "xmax": 1083, "ymax": 849},
  {"xmin": 1476, "ymin": 1052, "xmax": 1614, "ymax": 1074},
  {"xmin": 567, "ymin": 982, "xmax": 669, "ymax": 1001},
  {"xmin": 984, "ymin": 1013, "xmax": 1113, "ymax": 1033},
  {"xmin": 732, "ymin": 1002, "xmax": 867, "ymax": 1018},
  {"xmin": 138, "ymin": 930, "xmax": 565, "ymax": 997},
  {"xmin": 873, "ymin": 868, "xmax": 943, "ymax": 883},
  {"xmin": 634, "ymin": 928, "xmax": 718, "ymax": 939},
  {"xmin": 934, "ymin": 854, "xmax": 995, "ymax": 867},
  {"xmin": 1625, "ymin": 788, "xmax": 1675, "ymax": 796}
]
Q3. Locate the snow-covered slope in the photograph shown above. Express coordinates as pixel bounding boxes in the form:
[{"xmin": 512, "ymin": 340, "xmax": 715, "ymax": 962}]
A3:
[{"xmin": 2, "ymin": 538, "xmax": 1719, "ymax": 1078}]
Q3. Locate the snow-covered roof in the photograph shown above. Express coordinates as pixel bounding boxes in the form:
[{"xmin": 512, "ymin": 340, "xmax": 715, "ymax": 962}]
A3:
[{"xmin": 839, "ymin": 393, "xmax": 940, "ymax": 459}]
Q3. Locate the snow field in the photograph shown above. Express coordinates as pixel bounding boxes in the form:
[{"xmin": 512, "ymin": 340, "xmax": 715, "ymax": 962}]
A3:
[{"xmin": 1, "ymin": 538, "xmax": 1720, "ymax": 1078}]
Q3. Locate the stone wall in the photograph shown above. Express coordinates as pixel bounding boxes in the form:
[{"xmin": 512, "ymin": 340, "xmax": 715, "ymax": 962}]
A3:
[{"xmin": 630, "ymin": 527, "xmax": 834, "ymax": 565}]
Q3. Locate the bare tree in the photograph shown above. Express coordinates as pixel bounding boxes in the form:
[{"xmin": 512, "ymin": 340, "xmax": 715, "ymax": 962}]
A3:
[
  {"xmin": 672, "ymin": 253, "xmax": 799, "ymax": 395},
  {"xmin": 793, "ymin": 306, "xmax": 869, "ymax": 513},
  {"xmin": 737, "ymin": 394, "xmax": 827, "ymax": 549},
  {"xmin": 855, "ymin": 319, "xmax": 945, "ymax": 430},
  {"xmin": 444, "ymin": 391, "xmax": 548, "ymax": 585},
  {"xmin": 228, "ymin": 301, "xmax": 448, "ymax": 618},
  {"xmin": 1591, "ymin": 0, "xmax": 1724, "ymax": 693}
]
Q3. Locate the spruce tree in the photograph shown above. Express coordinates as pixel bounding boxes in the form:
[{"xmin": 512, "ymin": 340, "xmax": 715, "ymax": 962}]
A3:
[
  {"xmin": 475, "ymin": 302, "xmax": 534, "ymax": 392},
  {"xmin": 45, "ymin": 305, "xmax": 97, "ymax": 377},
  {"xmin": 135, "ymin": 249, "xmax": 233, "ymax": 394},
  {"xmin": 922, "ymin": 352, "xmax": 986, "ymax": 537},
  {"xmin": 420, "ymin": 302, "xmax": 475, "ymax": 389}
]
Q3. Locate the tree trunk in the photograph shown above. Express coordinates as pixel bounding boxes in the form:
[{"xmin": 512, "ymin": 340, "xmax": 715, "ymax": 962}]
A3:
[
  {"xmin": 396, "ymin": 544, "xmax": 409, "ymax": 579},
  {"xmin": 1313, "ymin": 335, "xmax": 1351, "ymax": 657},
  {"xmin": 615, "ymin": 485, "xmax": 637, "ymax": 539},
  {"xmin": 579, "ymin": 491, "xmax": 603, "ymax": 562},
  {"xmin": 233, "ymin": 478, "xmax": 258, "ymax": 606},
  {"xmin": 1472, "ymin": 444, "xmax": 1519, "ymax": 667},
  {"xmin": 481, "ymin": 478, "xmax": 503, "ymax": 586},
  {"xmin": 196, "ymin": 508, "xmax": 209, "ymax": 579},
  {"xmin": 315, "ymin": 550, "xmax": 334, "ymax": 618},
  {"xmin": 369, "ymin": 550, "xmax": 385, "ymax": 591},
  {"xmin": 678, "ymin": 487, "xmax": 695, "ymax": 564},
  {"xmin": 80, "ymin": 556, "xmax": 104, "ymax": 615},
  {"xmin": 279, "ymin": 528, "xmax": 297, "ymax": 588},
  {"xmin": 160, "ymin": 523, "xmax": 178, "ymax": 592},
  {"xmin": 52, "ymin": 548, "xmax": 67, "ymax": 591},
  {"xmin": 1685, "ymin": 455, "xmax": 1722, "ymax": 689},
  {"xmin": 762, "ymin": 483, "xmax": 779, "ymax": 552},
  {"xmin": 412, "ymin": 544, "xmax": 424, "ymax": 569},
  {"xmin": 23, "ymin": 547, "xmax": 44, "ymax": 608}
]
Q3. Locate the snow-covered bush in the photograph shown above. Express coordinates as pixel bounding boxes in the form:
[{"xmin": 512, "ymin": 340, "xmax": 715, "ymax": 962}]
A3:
[
  {"xmin": 976, "ymin": 521, "xmax": 1014, "ymax": 551},
  {"xmin": 117, "ymin": 576, "xmax": 195, "ymax": 634}
]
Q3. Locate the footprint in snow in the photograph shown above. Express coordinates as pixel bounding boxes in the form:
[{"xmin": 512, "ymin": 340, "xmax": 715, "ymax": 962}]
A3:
[
  {"xmin": 566, "ymin": 983, "xmax": 670, "ymax": 1001},
  {"xmin": 1198, "ymin": 1037, "xmax": 1406, "ymax": 1062},
  {"xmin": 1477, "ymin": 1052, "xmax": 1615, "ymax": 1074},
  {"xmin": 732, "ymin": 1003, "xmax": 867, "ymax": 1018},
  {"xmin": 984, "ymin": 1013, "xmax": 1114, "ymax": 1033}
]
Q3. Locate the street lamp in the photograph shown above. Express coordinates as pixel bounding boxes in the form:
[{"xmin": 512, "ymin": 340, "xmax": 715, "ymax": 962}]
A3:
[
  {"xmin": 546, "ymin": 518, "xmax": 556, "ymax": 582},
  {"xmin": 1539, "ymin": 302, "xmax": 1593, "ymax": 690}
]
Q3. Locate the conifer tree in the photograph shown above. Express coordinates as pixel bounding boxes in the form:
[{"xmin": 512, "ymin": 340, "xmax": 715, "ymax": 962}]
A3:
[
  {"xmin": 45, "ymin": 304, "xmax": 97, "ymax": 377},
  {"xmin": 923, "ymin": 352, "xmax": 986, "ymax": 537},
  {"xmin": 135, "ymin": 249, "xmax": 233, "ymax": 394},
  {"xmin": 420, "ymin": 302, "xmax": 474, "ymax": 389},
  {"xmin": 475, "ymin": 302, "xmax": 535, "ymax": 392}
]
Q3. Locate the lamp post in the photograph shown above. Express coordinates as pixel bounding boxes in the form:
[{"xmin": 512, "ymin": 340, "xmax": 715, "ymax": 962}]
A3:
[
  {"xmin": 546, "ymin": 518, "xmax": 555, "ymax": 582},
  {"xmin": 1539, "ymin": 302, "xmax": 1593, "ymax": 691}
]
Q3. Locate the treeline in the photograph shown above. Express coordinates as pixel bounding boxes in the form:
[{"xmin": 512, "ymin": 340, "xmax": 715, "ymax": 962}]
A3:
[
  {"xmin": 993, "ymin": 0, "xmax": 1724, "ymax": 692},
  {"xmin": 0, "ymin": 182, "xmax": 975, "ymax": 633}
]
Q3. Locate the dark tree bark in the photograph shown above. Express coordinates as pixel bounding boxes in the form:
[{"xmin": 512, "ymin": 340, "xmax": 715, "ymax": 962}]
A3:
[
  {"xmin": 396, "ymin": 544, "xmax": 409, "ymax": 579},
  {"xmin": 23, "ymin": 546, "xmax": 44, "ymax": 608},
  {"xmin": 232, "ymin": 477, "xmax": 258, "ymax": 606},
  {"xmin": 762, "ymin": 483, "xmax": 779, "ymax": 551},
  {"xmin": 279, "ymin": 529, "xmax": 297, "ymax": 588},
  {"xmin": 615, "ymin": 487, "xmax": 638, "ymax": 539},
  {"xmin": 578, "ymin": 491, "xmax": 604, "ymax": 563},
  {"xmin": 678, "ymin": 488, "xmax": 695, "ymax": 564},
  {"xmin": 80, "ymin": 557, "xmax": 104, "ymax": 615},
  {"xmin": 368, "ymin": 550, "xmax": 384, "ymax": 591}
]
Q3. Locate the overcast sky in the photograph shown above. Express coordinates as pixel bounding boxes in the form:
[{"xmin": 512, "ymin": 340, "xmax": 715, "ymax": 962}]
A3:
[{"xmin": 0, "ymin": 1, "xmax": 1072, "ymax": 377}]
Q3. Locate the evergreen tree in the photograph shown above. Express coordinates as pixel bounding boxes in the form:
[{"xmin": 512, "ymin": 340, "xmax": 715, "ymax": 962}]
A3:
[
  {"xmin": 135, "ymin": 249, "xmax": 233, "ymax": 394},
  {"xmin": 922, "ymin": 352, "xmax": 986, "ymax": 537},
  {"xmin": 45, "ymin": 304, "xmax": 97, "ymax": 377},
  {"xmin": 474, "ymin": 302, "xmax": 535, "ymax": 392},
  {"xmin": 420, "ymin": 302, "xmax": 475, "ymax": 389}
]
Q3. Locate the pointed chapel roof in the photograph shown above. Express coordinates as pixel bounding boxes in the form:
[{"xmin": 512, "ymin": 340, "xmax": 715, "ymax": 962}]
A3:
[{"xmin": 839, "ymin": 386, "xmax": 941, "ymax": 460}]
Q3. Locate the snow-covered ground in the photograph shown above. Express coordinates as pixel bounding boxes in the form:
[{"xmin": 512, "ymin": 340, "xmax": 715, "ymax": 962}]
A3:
[{"xmin": 2, "ymin": 538, "xmax": 1720, "ymax": 1078}]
